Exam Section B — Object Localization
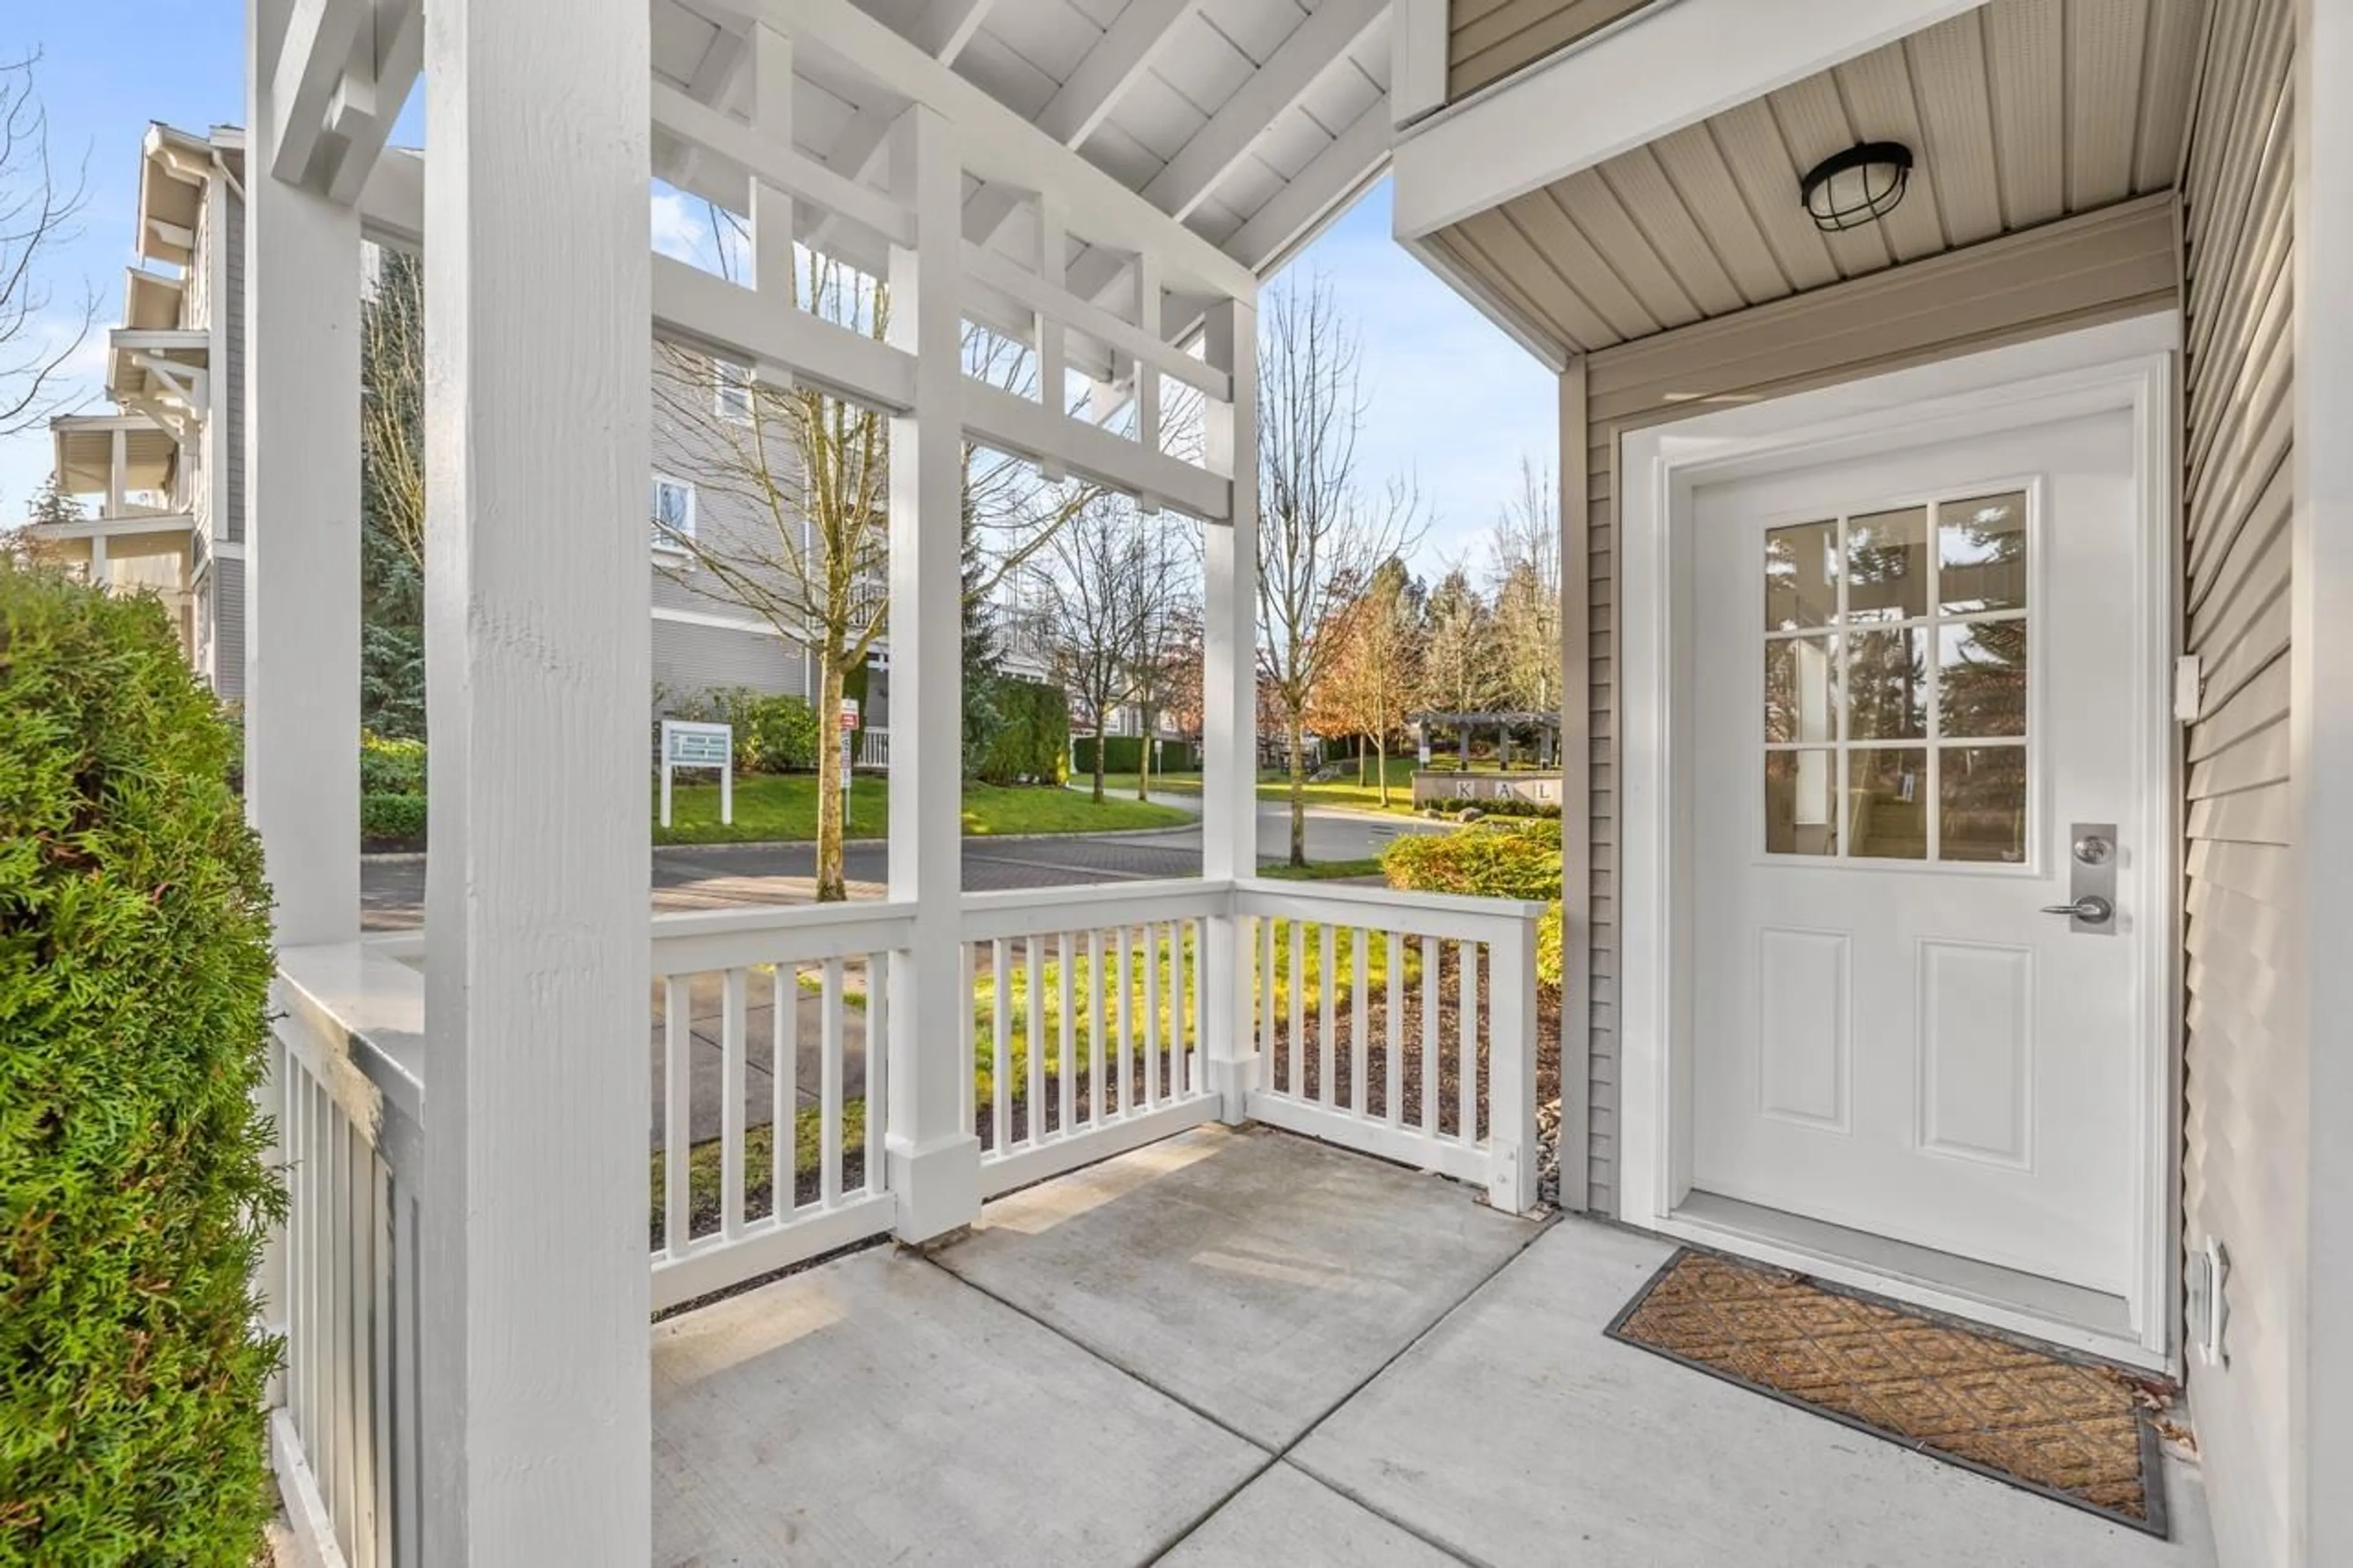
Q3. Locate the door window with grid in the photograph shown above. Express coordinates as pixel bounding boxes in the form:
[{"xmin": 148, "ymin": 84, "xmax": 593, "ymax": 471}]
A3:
[{"xmin": 1762, "ymin": 490, "xmax": 2029, "ymax": 864}]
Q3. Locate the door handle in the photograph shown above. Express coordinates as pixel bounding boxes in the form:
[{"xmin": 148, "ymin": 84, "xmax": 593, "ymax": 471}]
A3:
[{"xmin": 2040, "ymin": 895, "xmax": 2113, "ymax": 924}]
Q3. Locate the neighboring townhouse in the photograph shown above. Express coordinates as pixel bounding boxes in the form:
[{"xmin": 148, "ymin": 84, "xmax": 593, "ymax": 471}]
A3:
[{"xmin": 29, "ymin": 123, "xmax": 889, "ymax": 742}]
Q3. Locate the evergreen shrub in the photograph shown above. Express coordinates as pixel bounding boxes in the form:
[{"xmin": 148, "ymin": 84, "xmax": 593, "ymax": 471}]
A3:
[
  {"xmin": 976, "ymin": 678, "xmax": 1070, "ymax": 784},
  {"xmin": 0, "ymin": 561, "xmax": 284, "ymax": 1566},
  {"xmin": 1381, "ymin": 818, "xmax": 1567, "ymax": 991}
]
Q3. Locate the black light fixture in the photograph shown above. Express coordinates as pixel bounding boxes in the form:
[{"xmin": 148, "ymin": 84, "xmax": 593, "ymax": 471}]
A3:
[{"xmin": 1798, "ymin": 141, "xmax": 1913, "ymax": 232}]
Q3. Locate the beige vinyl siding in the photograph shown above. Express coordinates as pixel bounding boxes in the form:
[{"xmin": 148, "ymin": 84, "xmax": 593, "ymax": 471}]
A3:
[
  {"xmin": 1569, "ymin": 195, "xmax": 2179, "ymax": 1218},
  {"xmin": 1446, "ymin": 0, "xmax": 1659, "ymax": 100},
  {"xmin": 222, "ymin": 182, "xmax": 246, "ymax": 545},
  {"xmin": 2175, "ymin": 1, "xmax": 2297, "ymax": 1563}
]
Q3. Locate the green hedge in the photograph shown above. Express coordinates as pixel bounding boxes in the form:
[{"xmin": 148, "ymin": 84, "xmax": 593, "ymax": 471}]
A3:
[
  {"xmin": 976, "ymin": 677, "xmax": 1069, "ymax": 785},
  {"xmin": 1381, "ymin": 819, "xmax": 1566, "ymax": 991},
  {"xmin": 362, "ymin": 792, "xmax": 428, "ymax": 842},
  {"xmin": 0, "ymin": 562, "xmax": 284, "ymax": 1565},
  {"xmin": 1072, "ymin": 733, "xmax": 1199, "ymax": 775},
  {"xmin": 662, "ymin": 687, "xmax": 820, "ymax": 775}
]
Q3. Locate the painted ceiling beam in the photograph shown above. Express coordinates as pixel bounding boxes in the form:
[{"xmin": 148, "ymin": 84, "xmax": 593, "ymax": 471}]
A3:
[{"xmin": 1140, "ymin": 0, "xmax": 1387, "ymax": 223}]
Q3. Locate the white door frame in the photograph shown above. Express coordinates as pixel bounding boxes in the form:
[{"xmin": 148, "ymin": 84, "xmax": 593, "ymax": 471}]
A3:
[{"xmin": 1617, "ymin": 313, "xmax": 2181, "ymax": 1367}]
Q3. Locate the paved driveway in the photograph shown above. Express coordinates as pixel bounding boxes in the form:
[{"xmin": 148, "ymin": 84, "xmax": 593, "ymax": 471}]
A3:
[{"xmin": 362, "ymin": 803, "xmax": 1436, "ymax": 929}]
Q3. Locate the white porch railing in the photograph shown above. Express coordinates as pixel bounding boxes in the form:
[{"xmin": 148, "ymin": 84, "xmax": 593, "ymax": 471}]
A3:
[
  {"xmin": 269, "ymin": 949, "xmax": 428, "ymax": 1568},
  {"xmin": 961, "ymin": 881, "xmax": 1227, "ymax": 1199},
  {"xmin": 1235, "ymin": 879, "xmax": 1543, "ymax": 1214},
  {"xmin": 263, "ymin": 883, "xmax": 1542, "ymax": 1559},
  {"xmin": 648, "ymin": 902, "xmax": 909, "ymax": 1312},
  {"xmin": 855, "ymin": 726, "xmax": 891, "ymax": 770}
]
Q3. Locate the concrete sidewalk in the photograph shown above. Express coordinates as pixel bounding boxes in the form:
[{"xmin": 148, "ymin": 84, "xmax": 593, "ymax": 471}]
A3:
[{"xmin": 650, "ymin": 1126, "xmax": 2216, "ymax": 1567}]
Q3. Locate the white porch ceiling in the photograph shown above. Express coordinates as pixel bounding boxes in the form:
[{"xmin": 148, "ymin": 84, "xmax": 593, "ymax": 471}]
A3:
[
  {"xmin": 1428, "ymin": 0, "xmax": 2209, "ymax": 360},
  {"xmin": 653, "ymin": 0, "xmax": 1394, "ymax": 298}
]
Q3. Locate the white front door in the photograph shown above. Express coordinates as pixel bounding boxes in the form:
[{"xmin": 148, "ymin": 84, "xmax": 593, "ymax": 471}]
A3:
[{"xmin": 1684, "ymin": 409, "xmax": 2145, "ymax": 1296}]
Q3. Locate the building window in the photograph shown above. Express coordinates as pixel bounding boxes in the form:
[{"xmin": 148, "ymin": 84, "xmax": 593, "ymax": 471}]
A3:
[
  {"xmin": 651, "ymin": 474, "xmax": 696, "ymax": 553},
  {"xmin": 713, "ymin": 360, "xmax": 752, "ymax": 424}
]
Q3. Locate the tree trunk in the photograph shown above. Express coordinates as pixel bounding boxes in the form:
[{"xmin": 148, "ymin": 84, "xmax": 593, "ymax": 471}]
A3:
[
  {"xmin": 1091, "ymin": 722, "xmax": 1107, "ymax": 804},
  {"xmin": 1375, "ymin": 733, "xmax": 1389, "ymax": 808},
  {"xmin": 1287, "ymin": 711, "xmax": 1308, "ymax": 868},
  {"xmin": 815, "ymin": 653, "xmax": 847, "ymax": 903},
  {"xmin": 1136, "ymin": 704, "xmax": 1153, "ymax": 802},
  {"xmin": 1356, "ymin": 741, "xmax": 1366, "ymax": 786}
]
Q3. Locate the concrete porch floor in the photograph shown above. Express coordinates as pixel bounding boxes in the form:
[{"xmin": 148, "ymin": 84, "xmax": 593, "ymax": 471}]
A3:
[{"xmin": 651, "ymin": 1126, "xmax": 2218, "ymax": 1566}]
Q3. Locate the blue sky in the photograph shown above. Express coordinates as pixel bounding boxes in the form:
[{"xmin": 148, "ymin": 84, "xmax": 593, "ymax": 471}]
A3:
[{"xmin": 2, "ymin": 4, "xmax": 1555, "ymax": 576}]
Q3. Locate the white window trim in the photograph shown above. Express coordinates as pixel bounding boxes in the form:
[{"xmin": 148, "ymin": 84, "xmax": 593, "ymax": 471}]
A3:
[
  {"xmin": 651, "ymin": 472, "xmax": 696, "ymax": 556},
  {"xmin": 713, "ymin": 359, "xmax": 752, "ymax": 425}
]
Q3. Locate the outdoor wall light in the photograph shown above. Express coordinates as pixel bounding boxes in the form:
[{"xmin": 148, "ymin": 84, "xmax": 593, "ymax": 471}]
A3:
[{"xmin": 1798, "ymin": 141, "xmax": 1914, "ymax": 232}]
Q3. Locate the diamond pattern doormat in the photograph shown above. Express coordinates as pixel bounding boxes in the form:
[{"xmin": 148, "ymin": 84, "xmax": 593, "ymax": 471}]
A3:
[{"xmin": 1605, "ymin": 1249, "xmax": 2167, "ymax": 1536}]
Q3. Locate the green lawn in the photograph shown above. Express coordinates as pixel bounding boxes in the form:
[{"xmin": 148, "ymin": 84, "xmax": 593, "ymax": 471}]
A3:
[
  {"xmin": 1254, "ymin": 855, "xmax": 1387, "ymax": 882},
  {"xmin": 1090, "ymin": 757, "xmax": 1543, "ymax": 817},
  {"xmin": 654, "ymin": 774, "xmax": 1193, "ymax": 845}
]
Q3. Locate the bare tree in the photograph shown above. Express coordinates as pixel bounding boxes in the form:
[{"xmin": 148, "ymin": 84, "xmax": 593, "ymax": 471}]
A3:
[
  {"xmin": 1042, "ymin": 494, "xmax": 1186, "ymax": 803},
  {"xmin": 1256, "ymin": 274, "xmax": 1423, "ymax": 865},
  {"xmin": 0, "ymin": 53, "xmax": 94, "ymax": 445},
  {"xmin": 360, "ymin": 246, "xmax": 425, "ymax": 569},
  {"xmin": 652, "ymin": 252, "xmax": 890, "ymax": 901},
  {"xmin": 1308, "ymin": 557, "xmax": 1422, "ymax": 805},
  {"xmin": 653, "ymin": 219, "xmax": 1093, "ymax": 897}
]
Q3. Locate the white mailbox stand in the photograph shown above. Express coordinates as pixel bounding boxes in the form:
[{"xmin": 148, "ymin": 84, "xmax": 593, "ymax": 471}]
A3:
[{"xmin": 660, "ymin": 719, "xmax": 733, "ymax": 828}]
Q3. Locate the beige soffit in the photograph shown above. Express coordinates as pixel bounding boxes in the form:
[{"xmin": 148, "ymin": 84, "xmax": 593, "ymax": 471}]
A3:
[{"xmin": 1432, "ymin": 0, "xmax": 2210, "ymax": 360}]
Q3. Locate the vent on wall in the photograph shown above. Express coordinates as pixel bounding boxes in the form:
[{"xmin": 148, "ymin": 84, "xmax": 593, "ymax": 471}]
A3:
[{"xmin": 2187, "ymin": 1237, "xmax": 2231, "ymax": 1366}]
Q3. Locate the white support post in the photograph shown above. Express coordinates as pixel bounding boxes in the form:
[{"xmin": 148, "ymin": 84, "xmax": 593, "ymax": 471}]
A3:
[
  {"xmin": 1134, "ymin": 251, "xmax": 1162, "ymax": 472},
  {"xmin": 107, "ymin": 428, "xmax": 127, "ymax": 514},
  {"xmin": 885, "ymin": 103, "xmax": 983, "ymax": 1242},
  {"xmin": 87, "ymin": 531, "xmax": 108, "ymax": 588},
  {"xmin": 416, "ymin": 0, "xmax": 652, "ymax": 1558},
  {"xmin": 1485, "ymin": 918, "xmax": 1540, "ymax": 1215},
  {"xmin": 750, "ymin": 25, "xmax": 794, "ymax": 303},
  {"xmin": 246, "ymin": 0, "xmax": 362, "ymax": 949},
  {"xmin": 1200, "ymin": 296, "xmax": 1260, "ymax": 1121},
  {"xmin": 2295, "ymin": 2, "xmax": 2352, "ymax": 1559}
]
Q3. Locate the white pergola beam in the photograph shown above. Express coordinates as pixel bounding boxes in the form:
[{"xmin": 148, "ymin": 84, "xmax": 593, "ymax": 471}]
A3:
[
  {"xmin": 744, "ymin": 0, "xmax": 1255, "ymax": 299},
  {"xmin": 269, "ymin": 0, "xmax": 369, "ymax": 186},
  {"xmin": 415, "ymin": 0, "xmax": 653, "ymax": 1556},
  {"xmin": 1140, "ymin": 0, "xmax": 1385, "ymax": 223},
  {"xmin": 322, "ymin": 0, "xmax": 424, "ymax": 206},
  {"xmin": 805, "ymin": 0, "xmax": 991, "ymax": 253},
  {"xmin": 246, "ymin": 0, "xmax": 362, "ymax": 947}
]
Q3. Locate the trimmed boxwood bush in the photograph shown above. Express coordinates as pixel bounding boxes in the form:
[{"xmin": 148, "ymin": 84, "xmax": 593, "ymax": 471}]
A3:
[
  {"xmin": 1382, "ymin": 819, "xmax": 1567, "ymax": 991},
  {"xmin": 1072, "ymin": 733, "xmax": 1200, "ymax": 775},
  {"xmin": 1, "ymin": 561, "xmax": 284, "ymax": 1565},
  {"xmin": 361, "ymin": 792, "xmax": 428, "ymax": 843}
]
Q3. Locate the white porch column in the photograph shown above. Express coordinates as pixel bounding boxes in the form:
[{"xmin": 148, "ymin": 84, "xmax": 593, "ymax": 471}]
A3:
[
  {"xmin": 244, "ymin": 0, "xmax": 362, "ymax": 947},
  {"xmin": 417, "ymin": 0, "xmax": 651, "ymax": 1558},
  {"xmin": 1200, "ymin": 296, "xmax": 1260, "ymax": 1119},
  {"xmin": 2294, "ymin": 2, "xmax": 2352, "ymax": 1560},
  {"xmin": 884, "ymin": 103, "xmax": 983, "ymax": 1241}
]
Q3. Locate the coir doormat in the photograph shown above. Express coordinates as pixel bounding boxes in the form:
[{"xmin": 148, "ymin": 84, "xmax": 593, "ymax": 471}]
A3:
[{"xmin": 1604, "ymin": 1249, "xmax": 2168, "ymax": 1536}]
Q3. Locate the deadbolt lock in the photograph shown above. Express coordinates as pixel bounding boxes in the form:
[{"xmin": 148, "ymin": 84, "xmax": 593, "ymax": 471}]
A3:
[{"xmin": 2057, "ymin": 822, "xmax": 2119, "ymax": 936}]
